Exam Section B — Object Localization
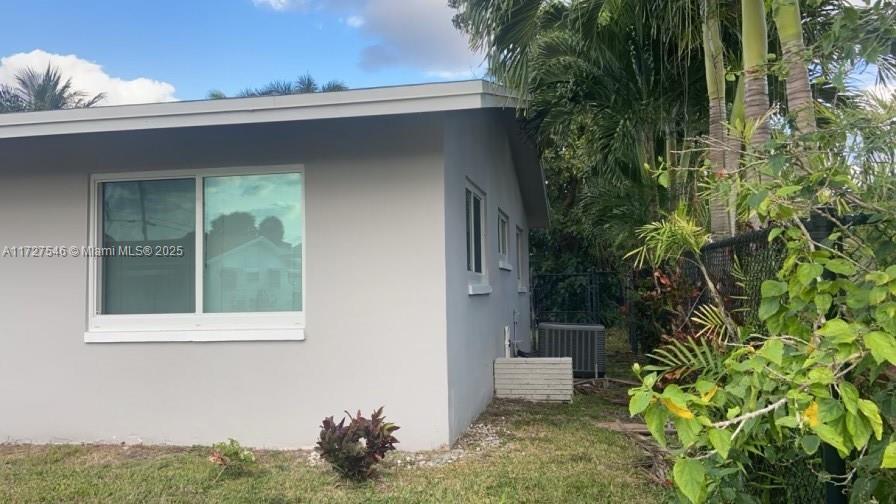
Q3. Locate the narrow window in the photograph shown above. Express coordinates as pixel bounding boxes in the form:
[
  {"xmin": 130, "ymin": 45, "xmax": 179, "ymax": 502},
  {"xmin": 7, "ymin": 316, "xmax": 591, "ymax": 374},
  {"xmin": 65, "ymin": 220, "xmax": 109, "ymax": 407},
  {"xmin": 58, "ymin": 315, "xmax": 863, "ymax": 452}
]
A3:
[
  {"xmin": 465, "ymin": 189, "xmax": 472, "ymax": 271},
  {"xmin": 465, "ymin": 184, "xmax": 485, "ymax": 275},
  {"xmin": 516, "ymin": 226, "xmax": 525, "ymax": 289},
  {"xmin": 498, "ymin": 210, "xmax": 511, "ymax": 270}
]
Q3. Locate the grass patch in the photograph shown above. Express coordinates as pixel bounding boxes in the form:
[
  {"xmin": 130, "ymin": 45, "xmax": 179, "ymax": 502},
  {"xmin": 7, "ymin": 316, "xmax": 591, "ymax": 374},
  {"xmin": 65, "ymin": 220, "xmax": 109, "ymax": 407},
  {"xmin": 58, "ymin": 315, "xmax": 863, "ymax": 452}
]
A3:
[{"xmin": 0, "ymin": 394, "xmax": 668, "ymax": 503}]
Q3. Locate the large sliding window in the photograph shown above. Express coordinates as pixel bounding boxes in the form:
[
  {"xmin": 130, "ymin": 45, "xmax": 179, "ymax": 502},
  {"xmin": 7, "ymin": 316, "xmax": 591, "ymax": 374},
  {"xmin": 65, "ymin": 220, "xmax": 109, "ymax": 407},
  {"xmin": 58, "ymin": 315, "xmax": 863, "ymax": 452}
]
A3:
[{"xmin": 87, "ymin": 165, "xmax": 305, "ymax": 342}]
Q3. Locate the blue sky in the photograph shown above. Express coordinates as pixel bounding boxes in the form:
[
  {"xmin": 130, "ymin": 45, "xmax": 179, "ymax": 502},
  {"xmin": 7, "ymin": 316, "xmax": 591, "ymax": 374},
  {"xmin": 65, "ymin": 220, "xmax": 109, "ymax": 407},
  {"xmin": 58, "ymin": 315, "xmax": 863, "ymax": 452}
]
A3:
[{"xmin": 0, "ymin": 0, "xmax": 484, "ymax": 104}]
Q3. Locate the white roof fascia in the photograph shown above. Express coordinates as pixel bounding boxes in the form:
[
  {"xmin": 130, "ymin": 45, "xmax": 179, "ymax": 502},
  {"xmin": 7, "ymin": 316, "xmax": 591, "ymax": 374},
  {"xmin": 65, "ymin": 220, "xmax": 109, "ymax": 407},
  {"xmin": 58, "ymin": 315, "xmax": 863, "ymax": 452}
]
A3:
[{"xmin": 0, "ymin": 80, "xmax": 521, "ymax": 139}]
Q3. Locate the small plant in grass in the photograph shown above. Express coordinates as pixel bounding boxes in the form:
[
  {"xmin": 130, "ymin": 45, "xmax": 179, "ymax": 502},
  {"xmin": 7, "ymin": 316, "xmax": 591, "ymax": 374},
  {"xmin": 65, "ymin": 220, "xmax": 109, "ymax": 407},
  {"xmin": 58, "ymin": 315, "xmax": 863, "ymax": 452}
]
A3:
[
  {"xmin": 208, "ymin": 438, "xmax": 257, "ymax": 481},
  {"xmin": 316, "ymin": 407, "xmax": 399, "ymax": 480}
]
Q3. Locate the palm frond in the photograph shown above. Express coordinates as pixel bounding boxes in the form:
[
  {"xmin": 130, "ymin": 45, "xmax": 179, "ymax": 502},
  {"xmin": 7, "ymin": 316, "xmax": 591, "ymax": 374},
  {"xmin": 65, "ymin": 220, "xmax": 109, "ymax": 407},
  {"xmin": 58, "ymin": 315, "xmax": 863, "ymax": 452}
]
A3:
[{"xmin": 645, "ymin": 336, "xmax": 726, "ymax": 379}]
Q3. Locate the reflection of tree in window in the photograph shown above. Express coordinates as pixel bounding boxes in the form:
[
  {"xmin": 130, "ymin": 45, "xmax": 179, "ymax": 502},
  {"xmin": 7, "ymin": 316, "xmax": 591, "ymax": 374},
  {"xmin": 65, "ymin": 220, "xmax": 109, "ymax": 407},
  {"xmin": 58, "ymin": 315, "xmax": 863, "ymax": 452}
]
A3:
[
  {"xmin": 205, "ymin": 212, "xmax": 257, "ymax": 259},
  {"xmin": 202, "ymin": 173, "xmax": 302, "ymax": 313},
  {"xmin": 259, "ymin": 216, "xmax": 286, "ymax": 246}
]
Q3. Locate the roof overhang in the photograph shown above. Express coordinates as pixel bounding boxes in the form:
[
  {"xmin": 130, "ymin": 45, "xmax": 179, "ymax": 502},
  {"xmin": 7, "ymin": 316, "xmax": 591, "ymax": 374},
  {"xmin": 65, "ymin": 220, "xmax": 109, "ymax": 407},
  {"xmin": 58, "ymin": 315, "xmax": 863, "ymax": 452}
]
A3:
[
  {"xmin": 0, "ymin": 79, "xmax": 549, "ymax": 227},
  {"xmin": 0, "ymin": 80, "xmax": 519, "ymax": 139},
  {"xmin": 499, "ymin": 111, "xmax": 550, "ymax": 228}
]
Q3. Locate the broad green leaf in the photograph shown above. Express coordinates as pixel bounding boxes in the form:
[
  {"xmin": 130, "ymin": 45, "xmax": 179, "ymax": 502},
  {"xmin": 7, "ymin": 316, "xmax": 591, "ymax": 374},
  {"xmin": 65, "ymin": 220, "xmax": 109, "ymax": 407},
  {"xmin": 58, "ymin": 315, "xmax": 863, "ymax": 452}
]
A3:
[
  {"xmin": 800, "ymin": 435, "xmax": 821, "ymax": 455},
  {"xmin": 644, "ymin": 405, "xmax": 667, "ymax": 447},
  {"xmin": 630, "ymin": 390, "xmax": 653, "ymax": 416},
  {"xmin": 661, "ymin": 384, "xmax": 687, "ymax": 405},
  {"xmin": 643, "ymin": 372, "xmax": 658, "ymax": 389},
  {"xmin": 708, "ymin": 428, "xmax": 732, "ymax": 460},
  {"xmin": 866, "ymin": 271, "xmax": 890, "ymax": 286},
  {"xmin": 775, "ymin": 416, "xmax": 799, "ymax": 428},
  {"xmin": 747, "ymin": 190, "xmax": 769, "ymax": 212},
  {"xmin": 813, "ymin": 424, "xmax": 849, "ymax": 456},
  {"xmin": 864, "ymin": 331, "xmax": 896, "ymax": 365},
  {"xmin": 840, "ymin": 382, "xmax": 859, "ymax": 414},
  {"xmin": 674, "ymin": 417, "xmax": 703, "ymax": 447},
  {"xmin": 760, "ymin": 339, "xmax": 784, "ymax": 366},
  {"xmin": 657, "ymin": 171, "xmax": 670, "ymax": 188},
  {"xmin": 768, "ymin": 228, "xmax": 783, "ymax": 242},
  {"xmin": 846, "ymin": 411, "xmax": 872, "ymax": 449},
  {"xmin": 874, "ymin": 304, "xmax": 896, "ymax": 334},
  {"xmin": 857, "ymin": 399, "xmax": 884, "ymax": 440},
  {"xmin": 826, "ymin": 259, "xmax": 856, "ymax": 276},
  {"xmin": 815, "ymin": 294, "xmax": 833, "ymax": 315},
  {"xmin": 817, "ymin": 319, "xmax": 855, "ymax": 343},
  {"xmin": 776, "ymin": 185, "xmax": 802, "ymax": 196},
  {"xmin": 821, "ymin": 399, "xmax": 845, "ymax": 422},
  {"xmin": 759, "ymin": 297, "xmax": 780, "ymax": 321},
  {"xmin": 673, "ymin": 458, "xmax": 706, "ymax": 504},
  {"xmin": 809, "ymin": 367, "xmax": 835, "ymax": 385},
  {"xmin": 883, "ymin": 442, "xmax": 896, "ymax": 469},
  {"xmin": 797, "ymin": 263, "xmax": 824, "ymax": 285},
  {"xmin": 870, "ymin": 286, "xmax": 888, "ymax": 305},
  {"xmin": 848, "ymin": 288, "xmax": 869, "ymax": 309},
  {"xmin": 761, "ymin": 280, "xmax": 788, "ymax": 297}
]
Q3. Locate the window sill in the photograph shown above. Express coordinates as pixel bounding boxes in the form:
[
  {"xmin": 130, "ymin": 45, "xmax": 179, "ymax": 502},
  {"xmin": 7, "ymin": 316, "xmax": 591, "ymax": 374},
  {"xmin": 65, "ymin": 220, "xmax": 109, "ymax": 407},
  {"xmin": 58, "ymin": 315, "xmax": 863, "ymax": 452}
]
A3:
[
  {"xmin": 498, "ymin": 260, "xmax": 513, "ymax": 271},
  {"xmin": 518, "ymin": 286, "xmax": 529, "ymax": 294},
  {"xmin": 468, "ymin": 283, "xmax": 493, "ymax": 296},
  {"xmin": 84, "ymin": 328, "xmax": 305, "ymax": 343}
]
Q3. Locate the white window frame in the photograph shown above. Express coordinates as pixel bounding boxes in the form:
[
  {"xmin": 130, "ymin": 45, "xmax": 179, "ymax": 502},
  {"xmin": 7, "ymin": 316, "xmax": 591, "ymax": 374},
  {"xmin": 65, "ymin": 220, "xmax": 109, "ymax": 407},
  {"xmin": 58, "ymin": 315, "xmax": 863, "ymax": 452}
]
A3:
[
  {"xmin": 516, "ymin": 225, "xmax": 528, "ymax": 293},
  {"xmin": 85, "ymin": 164, "xmax": 306, "ymax": 343},
  {"xmin": 497, "ymin": 210, "xmax": 512, "ymax": 271},
  {"xmin": 465, "ymin": 181, "xmax": 491, "ymax": 295}
]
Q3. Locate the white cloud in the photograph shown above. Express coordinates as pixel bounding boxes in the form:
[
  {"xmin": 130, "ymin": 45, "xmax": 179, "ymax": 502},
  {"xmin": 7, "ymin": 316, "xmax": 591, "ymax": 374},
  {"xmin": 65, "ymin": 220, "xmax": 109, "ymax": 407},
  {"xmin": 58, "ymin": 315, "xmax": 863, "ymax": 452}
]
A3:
[
  {"xmin": 252, "ymin": 0, "xmax": 301, "ymax": 10},
  {"xmin": 0, "ymin": 49, "xmax": 177, "ymax": 106},
  {"xmin": 352, "ymin": 0, "xmax": 482, "ymax": 76},
  {"xmin": 253, "ymin": 0, "xmax": 483, "ymax": 78},
  {"xmin": 345, "ymin": 15, "xmax": 365, "ymax": 28}
]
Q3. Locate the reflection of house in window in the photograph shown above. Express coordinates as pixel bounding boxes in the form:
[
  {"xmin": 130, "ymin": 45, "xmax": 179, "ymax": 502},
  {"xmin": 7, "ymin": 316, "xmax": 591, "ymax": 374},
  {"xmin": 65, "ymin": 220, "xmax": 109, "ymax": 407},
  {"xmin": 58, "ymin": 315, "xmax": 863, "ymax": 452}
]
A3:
[
  {"xmin": 267, "ymin": 269, "xmax": 281, "ymax": 289},
  {"xmin": 204, "ymin": 236, "xmax": 301, "ymax": 313}
]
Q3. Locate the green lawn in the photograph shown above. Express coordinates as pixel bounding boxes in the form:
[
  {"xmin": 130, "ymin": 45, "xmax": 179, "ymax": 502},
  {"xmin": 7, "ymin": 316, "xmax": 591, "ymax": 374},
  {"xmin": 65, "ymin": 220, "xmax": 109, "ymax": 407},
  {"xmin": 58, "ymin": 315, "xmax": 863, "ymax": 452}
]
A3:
[{"xmin": 0, "ymin": 393, "xmax": 667, "ymax": 503}]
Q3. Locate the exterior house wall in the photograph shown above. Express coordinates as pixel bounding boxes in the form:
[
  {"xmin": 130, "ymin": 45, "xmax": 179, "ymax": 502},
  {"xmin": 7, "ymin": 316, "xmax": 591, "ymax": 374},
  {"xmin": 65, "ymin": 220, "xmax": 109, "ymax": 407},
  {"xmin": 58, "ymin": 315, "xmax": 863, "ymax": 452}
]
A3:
[
  {"xmin": 0, "ymin": 114, "xmax": 451, "ymax": 450},
  {"xmin": 442, "ymin": 110, "xmax": 532, "ymax": 442}
]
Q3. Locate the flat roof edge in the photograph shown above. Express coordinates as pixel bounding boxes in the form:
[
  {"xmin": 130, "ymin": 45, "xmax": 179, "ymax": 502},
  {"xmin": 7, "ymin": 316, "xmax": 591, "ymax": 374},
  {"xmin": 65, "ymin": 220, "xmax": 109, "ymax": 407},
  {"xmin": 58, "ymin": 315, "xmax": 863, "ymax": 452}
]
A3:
[{"xmin": 0, "ymin": 80, "xmax": 521, "ymax": 139}]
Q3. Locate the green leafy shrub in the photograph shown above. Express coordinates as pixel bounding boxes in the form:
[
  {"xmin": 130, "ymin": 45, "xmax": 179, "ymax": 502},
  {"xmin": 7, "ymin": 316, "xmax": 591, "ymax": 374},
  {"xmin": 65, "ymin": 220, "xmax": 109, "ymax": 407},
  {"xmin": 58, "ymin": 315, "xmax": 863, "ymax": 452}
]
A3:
[
  {"xmin": 208, "ymin": 438, "xmax": 257, "ymax": 480},
  {"xmin": 316, "ymin": 407, "xmax": 399, "ymax": 480},
  {"xmin": 627, "ymin": 96, "xmax": 896, "ymax": 503}
]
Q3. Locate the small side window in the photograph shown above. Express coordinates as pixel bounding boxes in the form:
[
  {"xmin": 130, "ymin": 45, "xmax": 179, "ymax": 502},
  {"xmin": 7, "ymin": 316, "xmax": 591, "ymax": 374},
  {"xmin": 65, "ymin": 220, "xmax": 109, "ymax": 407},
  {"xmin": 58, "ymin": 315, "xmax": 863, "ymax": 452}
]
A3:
[
  {"xmin": 465, "ymin": 183, "xmax": 490, "ymax": 295},
  {"xmin": 516, "ymin": 226, "xmax": 527, "ymax": 292},
  {"xmin": 498, "ymin": 210, "xmax": 511, "ymax": 271}
]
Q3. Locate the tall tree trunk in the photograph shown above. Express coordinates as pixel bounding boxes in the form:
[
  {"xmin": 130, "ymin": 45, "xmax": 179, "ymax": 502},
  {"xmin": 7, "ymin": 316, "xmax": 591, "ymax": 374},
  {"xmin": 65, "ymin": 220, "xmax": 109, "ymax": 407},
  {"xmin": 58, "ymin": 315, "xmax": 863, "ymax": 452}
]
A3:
[
  {"xmin": 742, "ymin": 0, "xmax": 770, "ymax": 150},
  {"xmin": 773, "ymin": 0, "xmax": 816, "ymax": 133},
  {"xmin": 702, "ymin": 0, "xmax": 735, "ymax": 239}
]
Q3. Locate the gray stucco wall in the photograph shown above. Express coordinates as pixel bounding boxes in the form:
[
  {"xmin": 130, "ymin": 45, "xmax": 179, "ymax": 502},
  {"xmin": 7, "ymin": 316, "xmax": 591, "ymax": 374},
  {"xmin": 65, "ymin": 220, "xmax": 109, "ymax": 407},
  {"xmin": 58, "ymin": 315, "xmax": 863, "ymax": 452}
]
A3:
[
  {"xmin": 443, "ymin": 110, "xmax": 532, "ymax": 442},
  {"xmin": 0, "ymin": 114, "xmax": 452, "ymax": 450}
]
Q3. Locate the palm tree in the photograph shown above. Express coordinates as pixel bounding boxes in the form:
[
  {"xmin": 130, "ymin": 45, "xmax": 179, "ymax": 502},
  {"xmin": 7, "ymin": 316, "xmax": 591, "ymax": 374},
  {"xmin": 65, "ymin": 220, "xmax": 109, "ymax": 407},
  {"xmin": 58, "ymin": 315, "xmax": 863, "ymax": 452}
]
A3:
[
  {"xmin": 702, "ymin": 0, "xmax": 737, "ymax": 238},
  {"xmin": 0, "ymin": 64, "xmax": 104, "ymax": 113},
  {"xmin": 209, "ymin": 73, "xmax": 348, "ymax": 99},
  {"xmin": 772, "ymin": 0, "xmax": 816, "ymax": 134},
  {"xmin": 320, "ymin": 80, "xmax": 349, "ymax": 92},
  {"xmin": 452, "ymin": 0, "xmax": 708, "ymax": 262},
  {"xmin": 295, "ymin": 73, "xmax": 318, "ymax": 93},
  {"xmin": 742, "ymin": 0, "xmax": 771, "ymax": 152}
]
